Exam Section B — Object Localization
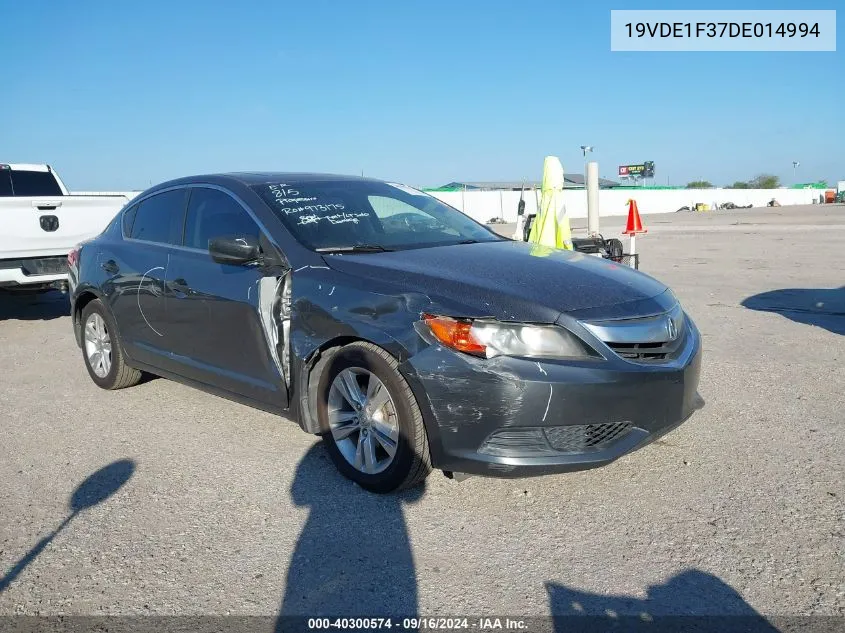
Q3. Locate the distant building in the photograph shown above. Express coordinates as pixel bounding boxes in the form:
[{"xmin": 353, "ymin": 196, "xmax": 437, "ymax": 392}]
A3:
[{"xmin": 432, "ymin": 176, "xmax": 620, "ymax": 191}]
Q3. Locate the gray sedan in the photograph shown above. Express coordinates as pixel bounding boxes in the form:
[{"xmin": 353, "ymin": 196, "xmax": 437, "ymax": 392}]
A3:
[{"xmin": 68, "ymin": 173, "xmax": 702, "ymax": 493}]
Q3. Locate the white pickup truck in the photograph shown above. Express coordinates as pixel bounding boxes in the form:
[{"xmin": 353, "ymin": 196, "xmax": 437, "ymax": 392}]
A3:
[{"xmin": 0, "ymin": 163, "xmax": 137, "ymax": 292}]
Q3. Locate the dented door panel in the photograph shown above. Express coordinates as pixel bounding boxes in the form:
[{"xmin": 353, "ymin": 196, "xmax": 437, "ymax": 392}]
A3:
[{"xmin": 165, "ymin": 248, "xmax": 288, "ymax": 408}]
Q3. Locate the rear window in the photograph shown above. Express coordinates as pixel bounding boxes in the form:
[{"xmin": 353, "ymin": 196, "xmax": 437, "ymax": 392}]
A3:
[
  {"xmin": 6, "ymin": 170, "xmax": 64, "ymax": 197},
  {"xmin": 0, "ymin": 169, "xmax": 12, "ymax": 196}
]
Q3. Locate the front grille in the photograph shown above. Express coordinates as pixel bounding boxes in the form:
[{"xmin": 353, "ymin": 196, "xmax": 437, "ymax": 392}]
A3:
[
  {"xmin": 606, "ymin": 340, "xmax": 671, "ymax": 361},
  {"xmin": 581, "ymin": 303, "xmax": 687, "ymax": 364},
  {"xmin": 544, "ymin": 422, "xmax": 632, "ymax": 453}
]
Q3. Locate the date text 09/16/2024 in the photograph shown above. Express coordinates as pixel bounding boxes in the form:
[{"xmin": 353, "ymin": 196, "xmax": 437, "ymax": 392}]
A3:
[{"xmin": 307, "ymin": 618, "xmax": 528, "ymax": 631}]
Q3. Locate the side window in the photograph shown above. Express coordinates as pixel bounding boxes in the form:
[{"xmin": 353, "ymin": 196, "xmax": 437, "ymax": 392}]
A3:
[
  {"xmin": 184, "ymin": 187, "xmax": 260, "ymax": 250},
  {"xmin": 130, "ymin": 189, "xmax": 187, "ymax": 244},
  {"xmin": 122, "ymin": 204, "xmax": 138, "ymax": 237}
]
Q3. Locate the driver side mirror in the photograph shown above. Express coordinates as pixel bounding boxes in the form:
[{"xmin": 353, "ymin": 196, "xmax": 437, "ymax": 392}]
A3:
[{"xmin": 209, "ymin": 235, "xmax": 260, "ymax": 265}]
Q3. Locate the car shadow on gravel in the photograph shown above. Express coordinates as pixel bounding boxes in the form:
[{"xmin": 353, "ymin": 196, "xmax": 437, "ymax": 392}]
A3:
[
  {"xmin": 0, "ymin": 289, "xmax": 70, "ymax": 321},
  {"xmin": 742, "ymin": 287, "xmax": 845, "ymax": 336},
  {"xmin": 0, "ymin": 459, "xmax": 135, "ymax": 594},
  {"xmin": 275, "ymin": 443, "xmax": 424, "ymax": 627},
  {"xmin": 547, "ymin": 570, "xmax": 779, "ymax": 631}
]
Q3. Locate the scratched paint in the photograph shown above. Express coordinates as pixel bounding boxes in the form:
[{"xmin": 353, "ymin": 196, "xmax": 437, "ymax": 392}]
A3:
[
  {"xmin": 137, "ymin": 266, "xmax": 165, "ymax": 337},
  {"xmin": 542, "ymin": 385, "xmax": 553, "ymax": 421}
]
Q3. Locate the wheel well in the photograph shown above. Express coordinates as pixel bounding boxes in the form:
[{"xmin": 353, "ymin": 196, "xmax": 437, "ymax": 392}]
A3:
[
  {"xmin": 299, "ymin": 336, "xmax": 390, "ymax": 434},
  {"xmin": 73, "ymin": 291, "xmax": 99, "ymax": 346}
]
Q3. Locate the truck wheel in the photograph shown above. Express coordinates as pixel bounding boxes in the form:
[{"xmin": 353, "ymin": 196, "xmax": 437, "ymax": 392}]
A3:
[
  {"xmin": 81, "ymin": 299, "xmax": 142, "ymax": 390},
  {"xmin": 317, "ymin": 342, "xmax": 431, "ymax": 493}
]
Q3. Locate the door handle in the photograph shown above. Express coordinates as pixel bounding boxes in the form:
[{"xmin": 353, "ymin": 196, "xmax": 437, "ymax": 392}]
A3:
[
  {"xmin": 32, "ymin": 200, "xmax": 62, "ymax": 210},
  {"xmin": 100, "ymin": 259, "xmax": 119, "ymax": 274},
  {"xmin": 171, "ymin": 278, "xmax": 190, "ymax": 297}
]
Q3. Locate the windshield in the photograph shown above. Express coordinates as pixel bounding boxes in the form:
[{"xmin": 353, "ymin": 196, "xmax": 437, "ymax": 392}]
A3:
[{"xmin": 251, "ymin": 180, "xmax": 503, "ymax": 251}]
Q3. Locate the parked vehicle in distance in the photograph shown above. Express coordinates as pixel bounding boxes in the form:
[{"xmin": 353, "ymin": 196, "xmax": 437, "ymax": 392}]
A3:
[
  {"xmin": 0, "ymin": 163, "xmax": 135, "ymax": 292},
  {"xmin": 69, "ymin": 173, "xmax": 703, "ymax": 493}
]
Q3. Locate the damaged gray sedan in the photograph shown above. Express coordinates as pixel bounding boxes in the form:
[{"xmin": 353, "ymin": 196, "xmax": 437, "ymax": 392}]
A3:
[{"xmin": 69, "ymin": 173, "xmax": 703, "ymax": 493}]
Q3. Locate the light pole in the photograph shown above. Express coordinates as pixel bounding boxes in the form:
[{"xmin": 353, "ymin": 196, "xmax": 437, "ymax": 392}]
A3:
[
  {"xmin": 792, "ymin": 161, "xmax": 800, "ymax": 184},
  {"xmin": 581, "ymin": 146, "xmax": 598, "ymax": 236},
  {"xmin": 580, "ymin": 145, "xmax": 593, "ymax": 184}
]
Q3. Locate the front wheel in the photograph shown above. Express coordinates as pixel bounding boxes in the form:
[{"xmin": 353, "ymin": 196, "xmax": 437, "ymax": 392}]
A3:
[
  {"xmin": 317, "ymin": 342, "xmax": 431, "ymax": 493},
  {"xmin": 81, "ymin": 299, "xmax": 142, "ymax": 390}
]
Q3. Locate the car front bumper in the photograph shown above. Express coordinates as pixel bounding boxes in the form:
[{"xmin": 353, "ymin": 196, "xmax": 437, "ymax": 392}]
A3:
[{"xmin": 401, "ymin": 320, "xmax": 703, "ymax": 478}]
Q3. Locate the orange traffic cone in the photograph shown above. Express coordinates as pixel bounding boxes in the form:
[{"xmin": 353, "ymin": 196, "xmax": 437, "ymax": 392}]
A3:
[
  {"xmin": 623, "ymin": 199, "xmax": 647, "ymax": 235},
  {"xmin": 622, "ymin": 199, "xmax": 645, "ymax": 270}
]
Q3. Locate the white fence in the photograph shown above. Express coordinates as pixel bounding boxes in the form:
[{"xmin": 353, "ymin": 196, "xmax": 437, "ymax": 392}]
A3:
[
  {"xmin": 69, "ymin": 188, "xmax": 823, "ymax": 226},
  {"xmin": 428, "ymin": 188, "xmax": 822, "ymax": 224}
]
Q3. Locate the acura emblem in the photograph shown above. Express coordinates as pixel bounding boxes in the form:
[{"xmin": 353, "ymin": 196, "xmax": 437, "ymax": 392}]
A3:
[{"xmin": 666, "ymin": 318, "xmax": 677, "ymax": 340}]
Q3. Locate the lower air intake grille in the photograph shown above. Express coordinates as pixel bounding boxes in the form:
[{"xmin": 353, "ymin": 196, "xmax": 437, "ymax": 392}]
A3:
[
  {"xmin": 479, "ymin": 423, "xmax": 634, "ymax": 457},
  {"xmin": 544, "ymin": 422, "xmax": 632, "ymax": 453}
]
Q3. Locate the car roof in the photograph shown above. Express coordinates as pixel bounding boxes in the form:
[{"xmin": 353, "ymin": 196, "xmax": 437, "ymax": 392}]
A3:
[
  {"xmin": 226, "ymin": 172, "xmax": 380, "ymax": 184},
  {"xmin": 152, "ymin": 172, "xmax": 383, "ymax": 190}
]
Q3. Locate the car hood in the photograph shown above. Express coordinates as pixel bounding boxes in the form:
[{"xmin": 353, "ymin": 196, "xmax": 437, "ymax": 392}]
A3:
[{"xmin": 321, "ymin": 240, "xmax": 670, "ymax": 323}]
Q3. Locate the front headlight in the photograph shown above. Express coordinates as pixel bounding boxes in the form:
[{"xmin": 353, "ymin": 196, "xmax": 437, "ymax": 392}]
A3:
[{"xmin": 423, "ymin": 314, "xmax": 599, "ymax": 360}]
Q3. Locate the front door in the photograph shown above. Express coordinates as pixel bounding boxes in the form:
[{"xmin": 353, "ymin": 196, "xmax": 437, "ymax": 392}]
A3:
[{"xmin": 164, "ymin": 186, "xmax": 287, "ymax": 409}]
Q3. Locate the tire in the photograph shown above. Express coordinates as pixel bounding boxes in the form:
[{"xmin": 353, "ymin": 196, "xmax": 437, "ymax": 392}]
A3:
[
  {"xmin": 317, "ymin": 341, "xmax": 431, "ymax": 493},
  {"xmin": 80, "ymin": 299, "xmax": 142, "ymax": 390}
]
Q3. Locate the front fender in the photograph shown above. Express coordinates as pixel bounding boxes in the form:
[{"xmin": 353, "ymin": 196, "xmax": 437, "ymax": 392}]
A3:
[{"xmin": 289, "ymin": 271, "xmax": 433, "ymax": 435}]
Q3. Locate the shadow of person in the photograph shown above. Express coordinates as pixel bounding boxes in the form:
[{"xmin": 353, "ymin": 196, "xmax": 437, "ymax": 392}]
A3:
[
  {"xmin": 742, "ymin": 286, "xmax": 845, "ymax": 335},
  {"xmin": 276, "ymin": 443, "xmax": 424, "ymax": 629},
  {"xmin": 0, "ymin": 459, "xmax": 135, "ymax": 593},
  {"xmin": 547, "ymin": 569, "xmax": 779, "ymax": 632},
  {"xmin": 0, "ymin": 289, "xmax": 70, "ymax": 321}
]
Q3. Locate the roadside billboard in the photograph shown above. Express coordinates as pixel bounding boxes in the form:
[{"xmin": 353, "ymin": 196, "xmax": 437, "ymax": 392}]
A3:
[{"xmin": 618, "ymin": 162, "xmax": 655, "ymax": 178}]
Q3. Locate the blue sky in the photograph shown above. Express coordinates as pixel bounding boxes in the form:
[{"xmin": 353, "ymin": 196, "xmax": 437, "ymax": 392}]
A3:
[{"xmin": 2, "ymin": 0, "xmax": 842, "ymax": 190}]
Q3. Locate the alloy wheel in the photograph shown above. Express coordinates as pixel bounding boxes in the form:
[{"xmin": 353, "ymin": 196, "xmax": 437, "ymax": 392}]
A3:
[
  {"xmin": 327, "ymin": 368, "xmax": 399, "ymax": 475},
  {"xmin": 84, "ymin": 313, "xmax": 112, "ymax": 378}
]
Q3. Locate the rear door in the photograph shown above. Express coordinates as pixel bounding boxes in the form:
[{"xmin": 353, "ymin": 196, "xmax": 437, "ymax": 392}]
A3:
[
  {"xmin": 164, "ymin": 186, "xmax": 287, "ymax": 408},
  {"xmin": 104, "ymin": 188, "xmax": 188, "ymax": 370}
]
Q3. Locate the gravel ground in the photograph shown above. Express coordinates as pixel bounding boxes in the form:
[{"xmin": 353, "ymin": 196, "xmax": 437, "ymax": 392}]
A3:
[{"xmin": 0, "ymin": 205, "xmax": 843, "ymax": 619}]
